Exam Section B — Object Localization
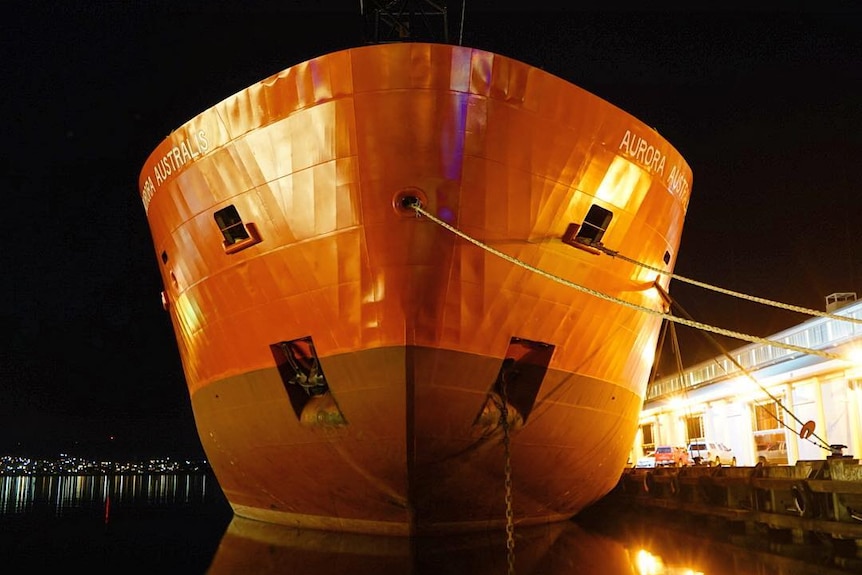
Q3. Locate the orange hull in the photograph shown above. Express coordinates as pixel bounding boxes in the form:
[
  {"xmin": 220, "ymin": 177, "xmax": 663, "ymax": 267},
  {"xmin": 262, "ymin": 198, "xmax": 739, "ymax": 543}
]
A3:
[{"xmin": 138, "ymin": 43, "xmax": 692, "ymax": 535}]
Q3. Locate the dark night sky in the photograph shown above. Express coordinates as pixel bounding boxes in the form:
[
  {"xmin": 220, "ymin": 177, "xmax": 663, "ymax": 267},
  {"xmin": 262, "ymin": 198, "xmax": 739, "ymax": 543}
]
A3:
[{"xmin": 2, "ymin": 1, "xmax": 861, "ymax": 457}]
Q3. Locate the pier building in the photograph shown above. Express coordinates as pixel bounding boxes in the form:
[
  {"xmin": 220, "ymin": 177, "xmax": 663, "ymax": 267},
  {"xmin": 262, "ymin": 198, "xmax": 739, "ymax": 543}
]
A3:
[{"xmin": 635, "ymin": 292, "xmax": 862, "ymax": 465}]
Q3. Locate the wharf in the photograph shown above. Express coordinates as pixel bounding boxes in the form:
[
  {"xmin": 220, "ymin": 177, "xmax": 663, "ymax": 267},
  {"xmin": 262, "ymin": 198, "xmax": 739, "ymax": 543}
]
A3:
[{"xmin": 599, "ymin": 456, "xmax": 862, "ymax": 572}]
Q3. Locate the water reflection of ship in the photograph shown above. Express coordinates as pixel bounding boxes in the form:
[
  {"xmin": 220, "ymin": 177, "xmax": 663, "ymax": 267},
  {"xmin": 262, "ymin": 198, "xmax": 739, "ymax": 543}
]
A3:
[
  {"xmin": 209, "ymin": 511, "xmax": 862, "ymax": 575},
  {"xmin": 206, "ymin": 516, "xmax": 634, "ymax": 575}
]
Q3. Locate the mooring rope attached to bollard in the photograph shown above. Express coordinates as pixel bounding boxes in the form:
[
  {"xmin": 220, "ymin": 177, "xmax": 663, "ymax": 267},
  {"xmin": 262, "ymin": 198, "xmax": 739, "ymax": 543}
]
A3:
[{"xmin": 407, "ymin": 201, "xmax": 849, "ymax": 362}]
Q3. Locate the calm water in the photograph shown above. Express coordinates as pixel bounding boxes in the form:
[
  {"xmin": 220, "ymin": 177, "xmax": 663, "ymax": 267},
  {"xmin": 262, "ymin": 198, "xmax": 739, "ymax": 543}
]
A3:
[
  {"xmin": 0, "ymin": 472, "xmax": 233, "ymax": 572},
  {"xmin": 1, "ymin": 473, "xmax": 859, "ymax": 574}
]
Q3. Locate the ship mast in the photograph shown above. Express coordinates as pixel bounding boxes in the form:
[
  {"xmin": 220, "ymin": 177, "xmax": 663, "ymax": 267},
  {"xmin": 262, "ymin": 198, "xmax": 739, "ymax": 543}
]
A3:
[{"xmin": 359, "ymin": 0, "xmax": 465, "ymax": 45}]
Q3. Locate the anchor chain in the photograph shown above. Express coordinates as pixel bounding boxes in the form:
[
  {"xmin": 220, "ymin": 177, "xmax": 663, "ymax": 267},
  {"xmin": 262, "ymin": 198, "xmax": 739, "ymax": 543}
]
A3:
[{"xmin": 500, "ymin": 379, "xmax": 515, "ymax": 575}]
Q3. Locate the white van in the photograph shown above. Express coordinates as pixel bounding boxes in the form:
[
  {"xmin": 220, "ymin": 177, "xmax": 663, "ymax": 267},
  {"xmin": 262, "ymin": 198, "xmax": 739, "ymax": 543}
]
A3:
[{"xmin": 687, "ymin": 441, "xmax": 736, "ymax": 467}]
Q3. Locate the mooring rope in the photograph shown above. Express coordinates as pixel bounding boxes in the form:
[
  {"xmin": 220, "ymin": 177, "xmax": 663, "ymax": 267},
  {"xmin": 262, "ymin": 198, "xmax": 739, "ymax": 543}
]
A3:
[
  {"xmin": 668, "ymin": 296, "xmax": 833, "ymax": 452},
  {"xmin": 595, "ymin": 245, "xmax": 862, "ymax": 325},
  {"xmin": 408, "ymin": 202, "xmax": 850, "ymax": 363}
]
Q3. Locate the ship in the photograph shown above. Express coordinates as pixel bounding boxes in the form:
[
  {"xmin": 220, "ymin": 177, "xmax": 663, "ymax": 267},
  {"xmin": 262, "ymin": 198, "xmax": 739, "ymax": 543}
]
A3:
[{"xmin": 137, "ymin": 7, "xmax": 692, "ymax": 537}]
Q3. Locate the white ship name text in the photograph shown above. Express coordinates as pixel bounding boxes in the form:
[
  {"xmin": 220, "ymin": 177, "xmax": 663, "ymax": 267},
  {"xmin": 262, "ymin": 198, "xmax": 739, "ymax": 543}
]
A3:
[
  {"xmin": 619, "ymin": 129, "xmax": 690, "ymax": 207},
  {"xmin": 619, "ymin": 129, "xmax": 665, "ymax": 175},
  {"xmin": 141, "ymin": 130, "xmax": 209, "ymax": 214},
  {"xmin": 666, "ymin": 164, "xmax": 691, "ymax": 208}
]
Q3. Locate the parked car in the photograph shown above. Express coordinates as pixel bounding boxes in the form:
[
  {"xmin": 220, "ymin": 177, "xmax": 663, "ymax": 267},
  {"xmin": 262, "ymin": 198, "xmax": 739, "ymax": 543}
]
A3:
[
  {"xmin": 756, "ymin": 441, "xmax": 788, "ymax": 465},
  {"xmin": 687, "ymin": 441, "xmax": 736, "ymax": 467},
  {"xmin": 635, "ymin": 451, "xmax": 656, "ymax": 468},
  {"xmin": 653, "ymin": 445, "xmax": 691, "ymax": 467}
]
